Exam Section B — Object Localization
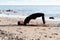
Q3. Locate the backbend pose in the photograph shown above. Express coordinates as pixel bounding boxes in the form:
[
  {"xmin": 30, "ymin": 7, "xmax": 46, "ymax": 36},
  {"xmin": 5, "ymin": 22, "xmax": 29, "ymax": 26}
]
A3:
[{"xmin": 24, "ymin": 13, "xmax": 45, "ymax": 25}]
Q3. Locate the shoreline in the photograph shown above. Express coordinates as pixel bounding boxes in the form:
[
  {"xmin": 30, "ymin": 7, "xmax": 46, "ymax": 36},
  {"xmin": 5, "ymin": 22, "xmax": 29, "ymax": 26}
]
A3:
[{"xmin": 0, "ymin": 14, "xmax": 60, "ymax": 21}]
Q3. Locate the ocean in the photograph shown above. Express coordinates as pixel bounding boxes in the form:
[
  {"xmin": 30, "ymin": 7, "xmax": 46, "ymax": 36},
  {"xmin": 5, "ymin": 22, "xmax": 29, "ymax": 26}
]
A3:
[{"xmin": 0, "ymin": 5, "xmax": 60, "ymax": 21}]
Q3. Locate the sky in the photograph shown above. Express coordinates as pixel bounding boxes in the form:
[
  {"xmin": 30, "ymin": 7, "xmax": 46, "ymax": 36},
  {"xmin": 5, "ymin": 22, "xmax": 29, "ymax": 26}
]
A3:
[{"xmin": 0, "ymin": 0, "xmax": 60, "ymax": 5}]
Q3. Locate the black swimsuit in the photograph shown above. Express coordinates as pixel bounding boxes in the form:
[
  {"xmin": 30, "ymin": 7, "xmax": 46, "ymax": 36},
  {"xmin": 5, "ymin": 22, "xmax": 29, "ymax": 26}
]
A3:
[{"xmin": 24, "ymin": 13, "xmax": 45, "ymax": 25}]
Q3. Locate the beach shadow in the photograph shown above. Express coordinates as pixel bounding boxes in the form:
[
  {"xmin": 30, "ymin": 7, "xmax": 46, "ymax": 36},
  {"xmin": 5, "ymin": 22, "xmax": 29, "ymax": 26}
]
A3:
[
  {"xmin": 17, "ymin": 24, "xmax": 49, "ymax": 27},
  {"xmin": 0, "ymin": 24, "xmax": 18, "ymax": 27},
  {"xmin": 0, "ymin": 24, "xmax": 49, "ymax": 27}
]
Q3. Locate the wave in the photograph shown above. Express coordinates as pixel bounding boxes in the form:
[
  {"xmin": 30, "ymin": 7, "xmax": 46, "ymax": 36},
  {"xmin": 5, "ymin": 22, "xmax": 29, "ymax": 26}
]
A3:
[{"xmin": 0, "ymin": 14, "xmax": 60, "ymax": 21}]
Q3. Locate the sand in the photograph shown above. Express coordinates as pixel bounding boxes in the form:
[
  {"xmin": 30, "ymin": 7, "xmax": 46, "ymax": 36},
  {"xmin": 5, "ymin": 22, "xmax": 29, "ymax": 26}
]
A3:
[{"xmin": 0, "ymin": 17, "xmax": 60, "ymax": 40}]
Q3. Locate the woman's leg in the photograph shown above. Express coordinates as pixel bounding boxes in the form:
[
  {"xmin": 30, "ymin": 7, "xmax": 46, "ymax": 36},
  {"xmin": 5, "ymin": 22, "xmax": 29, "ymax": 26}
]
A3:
[{"xmin": 42, "ymin": 14, "xmax": 45, "ymax": 24}]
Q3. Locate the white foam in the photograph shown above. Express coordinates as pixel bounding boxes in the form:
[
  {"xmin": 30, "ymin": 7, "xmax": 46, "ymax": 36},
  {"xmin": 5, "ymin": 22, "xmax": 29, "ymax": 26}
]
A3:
[
  {"xmin": 0, "ymin": 14, "xmax": 27, "ymax": 18},
  {"xmin": 45, "ymin": 17, "xmax": 60, "ymax": 21},
  {"xmin": 0, "ymin": 14, "xmax": 60, "ymax": 21},
  {"xmin": 36, "ymin": 17, "xmax": 60, "ymax": 21}
]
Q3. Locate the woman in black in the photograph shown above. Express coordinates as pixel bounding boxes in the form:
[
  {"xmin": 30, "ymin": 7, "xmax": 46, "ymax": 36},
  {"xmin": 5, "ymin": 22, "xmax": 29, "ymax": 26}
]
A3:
[{"xmin": 24, "ymin": 13, "xmax": 45, "ymax": 25}]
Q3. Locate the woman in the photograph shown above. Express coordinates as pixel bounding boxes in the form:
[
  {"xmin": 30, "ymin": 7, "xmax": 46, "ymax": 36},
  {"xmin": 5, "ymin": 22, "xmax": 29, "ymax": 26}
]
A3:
[{"xmin": 24, "ymin": 13, "xmax": 45, "ymax": 25}]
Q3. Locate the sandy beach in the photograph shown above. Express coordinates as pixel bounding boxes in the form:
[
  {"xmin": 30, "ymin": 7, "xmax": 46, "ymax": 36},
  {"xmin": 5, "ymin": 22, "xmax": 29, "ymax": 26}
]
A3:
[{"xmin": 0, "ymin": 17, "xmax": 59, "ymax": 40}]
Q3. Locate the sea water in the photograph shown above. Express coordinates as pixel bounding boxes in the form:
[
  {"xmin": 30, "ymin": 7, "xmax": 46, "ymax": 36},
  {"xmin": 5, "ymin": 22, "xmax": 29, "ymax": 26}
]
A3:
[{"xmin": 0, "ymin": 5, "xmax": 60, "ymax": 21}]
